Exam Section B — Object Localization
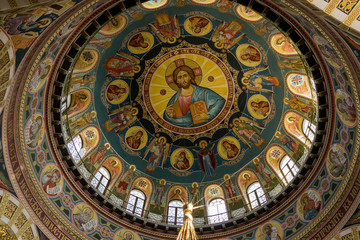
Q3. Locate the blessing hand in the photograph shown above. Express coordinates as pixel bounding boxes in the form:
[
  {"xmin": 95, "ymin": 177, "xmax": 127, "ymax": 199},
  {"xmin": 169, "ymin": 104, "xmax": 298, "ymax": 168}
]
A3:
[{"xmin": 165, "ymin": 104, "xmax": 175, "ymax": 117}]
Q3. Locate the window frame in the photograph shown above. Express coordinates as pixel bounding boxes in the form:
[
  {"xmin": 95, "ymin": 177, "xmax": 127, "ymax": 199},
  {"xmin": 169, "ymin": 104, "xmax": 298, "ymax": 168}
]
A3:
[
  {"xmin": 167, "ymin": 200, "xmax": 184, "ymax": 226},
  {"xmin": 126, "ymin": 189, "xmax": 146, "ymax": 217},
  {"xmin": 247, "ymin": 182, "xmax": 266, "ymax": 210},
  {"xmin": 207, "ymin": 198, "xmax": 229, "ymax": 224},
  {"xmin": 67, "ymin": 135, "xmax": 83, "ymax": 162},
  {"xmin": 279, "ymin": 155, "xmax": 299, "ymax": 184},
  {"xmin": 91, "ymin": 167, "xmax": 111, "ymax": 194},
  {"xmin": 302, "ymin": 118, "xmax": 316, "ymax": 143}
]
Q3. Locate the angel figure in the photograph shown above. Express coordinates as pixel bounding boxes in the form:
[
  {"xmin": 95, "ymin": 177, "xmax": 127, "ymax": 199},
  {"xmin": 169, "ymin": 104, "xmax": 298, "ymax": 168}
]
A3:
[
  {"xmin": 241, "ymin": 65, "xmax": 280, "ymax": 93},
  {"xmin": 143, "ymin": 136, "xmax": 170, "ymax": 173},
  {"xmin": 104, "ymin": 105, "xmax": 138, "ymax": 133},
  {"xmin": 212, "ymin": 20, "xmax": 245, "ymax": 49},
  {"xmin": 232, "ymin": 118, "xmax": 265, "ymax": 148},
  {"xmin": 149, "ymin": 12, "xmax": 180, "ymax": 43},
  {"xmin": 105, "ymin": 51, "xmax": 140, "ymax": 77}
]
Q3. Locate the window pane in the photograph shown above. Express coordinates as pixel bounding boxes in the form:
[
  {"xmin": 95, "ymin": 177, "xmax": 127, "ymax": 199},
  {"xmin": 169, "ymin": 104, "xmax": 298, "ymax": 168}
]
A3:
[
  {"xmin": 280, "ymin": 156, "xmax": 299, "ymax": 184},
  {"xmin": 98, "ymin": 184, "xmax": 106, "ymax": 194},
  {"xmin": 126, "ymin": 190, "xmax": 146, "ymax": 217},
  {"xmin": 280, "ymin": 156, "xmax": 290, "ymax": 169},
  {"xmin": 99, "ymin": 167, "xmax": 110, "ymax": 179},
  {"xmin": 250, "ymin": 200, "xmax": 259, "ymax": 209},
  {"xmin": 302, "ymin": 119, "xmax": 316, "ymax": 141},
  {"xmin": 67, "ymin": 135, "xmax": 83, "ymax": 162},
  {"xmin": 90, "ymin": 178, "xmax": 99, "ymax": 188},
  {"xmin": 248, "ymin": 192, "xmax": 257, "ymax": 202},
  {"xmin": 247, "ymin": 182, "xmax": 266, "ymax": 209},
  {"xmin": 100, "ymin": 178, "xmax": 109, "ymax": 187},
  {"xmin": 282, "ymin": 165, "xmax": 290, "ymax": 175},
  {"xmin": 291, "ymin": 164, "xmax": 299, "ymax": 174},
  {"xmin": 167, "ymin": 200, "xmax": 184, "ymax": 225},
  {"xmin": 168, "ymin": 217, "xmax": 175, "ymax": 223},
  {"xmin": 285, "ymin": 172, "xmax": 294, "ymax": 183},
  {"xmin": 207, "ymin": 198, "xmax": 228, "ymax": 224}
]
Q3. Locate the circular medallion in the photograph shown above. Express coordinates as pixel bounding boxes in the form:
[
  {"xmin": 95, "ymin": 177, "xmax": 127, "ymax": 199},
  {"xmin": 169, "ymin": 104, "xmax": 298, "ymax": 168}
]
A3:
[
  {"xmin": 170, "ymin": 148, "xmax": 194, "ymax": 171},
  {"xmin": 184, "ymin": 15, "xmax": 212, "ymax": 36},
  {"xmin": 106, "ymin": 80, "xmax": 129, "ymax": 104},
  {"xmin": 247, "ymin": 94, "xmax": 271, "ymax": 119},
  {"xmin": 218, "ymin": 136, "xmax": 241, "ymax": 160},
  {"xmin": 326, "ymin": 144, "xmax": 348, "ymax": 179},
  {"xmin": 72, "ymin": 204, "xmax": 97, "ymax": 232},
  {"xmin": 128, "ymin": 32, "xmax": 154, "ymax": 54},
  {"xmin": 335, "ymin": 89, "xmax": 357, "ymax": 127},
  {"xmin": 143, "ymin": 48, "xmax": 234, "ymax": 134},
  {"xmin": 24, "ymin": 113, "xmax": 45, "ymax": 149},
  {"xmin": 41, "ymin": 164, "xmax": 63, "ymax": 197},
  {"xmin": 28, "ymin": 58, "xmax": 52, "ymax": 93},
  {"xmin": 125, "ymin": 126, "xmax": 148, "ymax": 150},
  {"xmin": 236, "ymin": 43, "xmax": 262, "ymax": 67},
  {"xmin": 297, "ymin": 189, "xmax": 322, "ymax": 221}
]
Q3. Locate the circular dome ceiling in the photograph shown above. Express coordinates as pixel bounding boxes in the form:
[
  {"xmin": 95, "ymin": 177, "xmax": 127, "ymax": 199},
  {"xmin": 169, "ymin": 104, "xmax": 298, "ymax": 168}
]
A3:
[
  {"xmin": 52, "ymin": 0, "xmax": 324, "ymax": 232},
  {"xmin": 9, "ymin": 0, "xmax": 355, "ymax": 239},
  {"xmin": 61, "ymin": 1, "xmax": 317, "ymax": 187}
]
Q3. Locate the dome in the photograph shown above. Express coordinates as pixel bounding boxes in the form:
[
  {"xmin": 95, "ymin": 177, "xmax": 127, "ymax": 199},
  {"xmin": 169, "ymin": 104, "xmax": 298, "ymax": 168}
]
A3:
[
  {"xmin": 53, "ymin": 0, "xmax": 325, "ymax": 234},
  {"xmin": 2, "ymin": 0, "xmax": 359, "ymax": 239}
]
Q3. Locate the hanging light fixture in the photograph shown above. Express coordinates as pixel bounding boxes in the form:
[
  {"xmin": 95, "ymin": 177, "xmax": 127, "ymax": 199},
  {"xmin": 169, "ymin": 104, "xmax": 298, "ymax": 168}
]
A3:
[{"xmin": 177, "ymin": 202, "xmax": 199, "ymax": 240}]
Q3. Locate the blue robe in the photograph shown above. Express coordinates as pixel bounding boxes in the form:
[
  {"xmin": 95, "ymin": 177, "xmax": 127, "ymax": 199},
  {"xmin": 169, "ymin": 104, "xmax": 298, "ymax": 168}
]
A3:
[{"xmin": 163, "ymin": 85, "xmax": 225, "ymax": 127}]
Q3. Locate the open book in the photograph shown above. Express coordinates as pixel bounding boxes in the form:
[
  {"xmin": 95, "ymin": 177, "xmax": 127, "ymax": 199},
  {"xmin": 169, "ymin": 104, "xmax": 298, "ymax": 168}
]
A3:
[{"xmin": 190, "ymin": 100, "xmax": 208, "ymax": 124}]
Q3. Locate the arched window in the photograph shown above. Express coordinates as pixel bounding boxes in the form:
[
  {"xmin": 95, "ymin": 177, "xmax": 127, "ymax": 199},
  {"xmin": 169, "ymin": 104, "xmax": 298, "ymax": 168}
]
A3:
[
  {"xmin": 91, "ymin": 167, "xmax": 111, "ymax": 194},
  {"xmin": 67, "ymin": 135, "xmax": 83, "ymax": 162},
  {"xmin": 126, "ymin": 189, "xmax": 146, "ymax": 217},
  {"xmin": 247, "ymin": 182, "xmax": 266, "ymax": 210},
  {"xmin": 280, "ymin": 155, "xmax": 299, "ymax": 184},
  {"xmin": 167, "ymin": 200, "xmax": 184, "ymax": 225},
  {"xmin": 302, "ymin": 118, "xmax": 316, "ymax": 142},
  {"xmin": 207, "ymin": 198, "xmax": 228, "ymax": 224}
]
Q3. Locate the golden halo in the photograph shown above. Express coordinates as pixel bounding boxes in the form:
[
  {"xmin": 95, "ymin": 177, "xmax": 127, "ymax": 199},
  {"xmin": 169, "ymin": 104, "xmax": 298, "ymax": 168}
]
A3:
[
  {"xmin": 242, "ymin": 173, "xmax": 250, "ymax": 179},
  {"xmin": 160, "ymin": 179, "xmax": 166, "ymax": 185},
  {"xmin": 158, "ymin": 136, "xmax": 167, "ymax": 144},
  {"xmin": 283, "ymin": 97, "xmax": 290, "ymax": 105},
  {"xmin": 82, "ymin": 206, "xmax": 94, "ymax": 218},
  {"xmin": 223, "ymin": 174, "xmax": 231, "ymax": 180},
  {"xmin": 241, "ymin": 77, "xmax": 250, "ymax": 85},
  {"xmin": 192, "ymin": 182, "xmax": 198, "ymax": 188},
  {"xmin": 129, "ymin": 165, "xmax": 136, "ymax": 171},
  {"xmin": 91, "ymin": 111, "xmax": 97, "ymax": 118},
  {"xmin": 215, "ymin": 41, "xmax": 224, "ymax": 49},
  {"xmin": 233, "ymin": 118, "xmax": 240, "ymax": 126},
  {"xmin": 168, "ymin": 36, "xmax": 177, "ymax": 43},
  {"xmin": 174, "ymin": 188, "xmax": 182, "ymax": 194},
  {"xmin": 105, "ymin": 143, "xmax": 111, "ymax": 149},
  {"xmin": 199, "ymin": 140, "xmax": 208, "ymax": 149},
  {"xmin": 131, "ymin": 107, "xmax": 139, "ymax": 116},
  {"xmin": 110, "ymin": 158, "xmax": 118, "ymax": 166},
  {"xmin": 133, "ymin": 65, "xmax": 141, "ymax": 73},
  {"xmin": 165, "ymin": 58, "xmax": 203, "ymax": 91},
  {"xmin": 275, "ymin": 131, "xmax": 282, "ymax": 138}
]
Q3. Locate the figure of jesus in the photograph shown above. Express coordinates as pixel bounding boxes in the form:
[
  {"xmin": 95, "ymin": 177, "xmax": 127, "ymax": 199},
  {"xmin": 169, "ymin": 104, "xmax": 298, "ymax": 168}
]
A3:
[{"xmin": 163, "ymin": 65, "xmax": 225, "ymax": 127}]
